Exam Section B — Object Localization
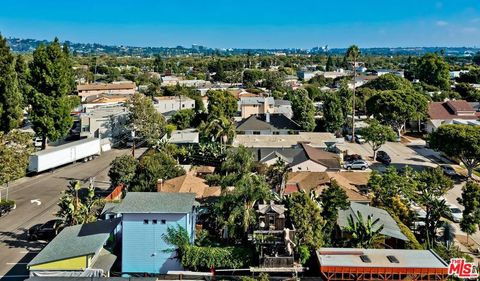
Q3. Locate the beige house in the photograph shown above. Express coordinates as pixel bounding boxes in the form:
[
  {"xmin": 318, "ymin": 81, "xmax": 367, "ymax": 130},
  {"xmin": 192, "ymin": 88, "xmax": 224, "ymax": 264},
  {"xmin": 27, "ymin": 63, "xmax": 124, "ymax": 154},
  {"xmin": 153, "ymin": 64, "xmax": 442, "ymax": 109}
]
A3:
[
  {"xmin": 426, "ymin": 100, "xmax": 480, "ymax": 132},
  {"xmin": 77, "ymin": 82, "xmax": 136, "ymax": 100},
  {"xmin": 238, "ymin": 97, "xmax": 293, "ymax": 119}
]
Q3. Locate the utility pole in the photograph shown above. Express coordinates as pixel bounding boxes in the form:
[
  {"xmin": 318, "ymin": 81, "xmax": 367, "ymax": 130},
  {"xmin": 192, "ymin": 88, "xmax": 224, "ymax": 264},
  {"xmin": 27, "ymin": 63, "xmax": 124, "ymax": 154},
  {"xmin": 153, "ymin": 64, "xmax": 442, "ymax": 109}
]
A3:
[
  {"xmin": 351, "ymin": 59, "xmax": 356, "ymax": 143},
  {"xmin": 131, "ymin": 129, "xmax": 136, "ymax": 157}
]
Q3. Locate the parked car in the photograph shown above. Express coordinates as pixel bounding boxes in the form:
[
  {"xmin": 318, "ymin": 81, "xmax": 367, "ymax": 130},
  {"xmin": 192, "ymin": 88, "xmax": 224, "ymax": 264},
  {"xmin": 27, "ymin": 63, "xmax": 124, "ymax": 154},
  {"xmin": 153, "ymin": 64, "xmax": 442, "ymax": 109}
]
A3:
[
  {"xmin": 441, "ymin": 165, "xmax": 457, "ymax": 178},
  {"xmin": 376, "ymin": 151, "xmax": 391, "ymax": 165},
  {"xmin": 27, "ymin": 219, "xmax": 63, "ymax": 241},
  {"xmin": 344, "ymin": 160, "xmax": 369, "ymax": 170},
  {"xmin": 448, "ymin": 205, "xmax": 463, "ymax": 223},
  {"xmin": 355, "ymin": 134, "xmax": 366, "ymax": 144}
]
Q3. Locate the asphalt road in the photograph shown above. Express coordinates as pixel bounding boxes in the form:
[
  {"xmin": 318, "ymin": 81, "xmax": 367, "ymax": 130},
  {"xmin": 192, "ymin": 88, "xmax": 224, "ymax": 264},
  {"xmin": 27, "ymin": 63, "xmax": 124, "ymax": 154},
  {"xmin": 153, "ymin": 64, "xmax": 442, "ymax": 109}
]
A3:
[{"xmin": 0, "ymin": 148, "xmax": 140, "ymax": 281}]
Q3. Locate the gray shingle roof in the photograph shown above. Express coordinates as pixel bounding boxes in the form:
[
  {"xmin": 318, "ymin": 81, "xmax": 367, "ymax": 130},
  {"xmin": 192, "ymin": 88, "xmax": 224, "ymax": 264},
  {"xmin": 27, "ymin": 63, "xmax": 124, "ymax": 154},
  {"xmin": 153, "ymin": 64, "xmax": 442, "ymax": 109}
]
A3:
[
  {"xmin": 337, "ymin": 203, "xmax": 408, "ymax": 241},
  {"xmin": 236, "ymin": 113, "xmax": 302, "ymax": 132},
  {"xmin": 28, "ymin": 218, "xmax": 121, "ymax": 267},
  {"xmin": 112, "ymin": 192, "xmax": 196, "ymax": 214}
]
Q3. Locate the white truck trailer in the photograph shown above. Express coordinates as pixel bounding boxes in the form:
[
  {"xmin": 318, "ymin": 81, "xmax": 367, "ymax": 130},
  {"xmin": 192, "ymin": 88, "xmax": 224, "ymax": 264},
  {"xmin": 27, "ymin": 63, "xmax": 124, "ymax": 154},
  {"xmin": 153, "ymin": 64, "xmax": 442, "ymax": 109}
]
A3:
[{"xmin": 28, "ymin": 138, "xmax": 101, "ymax": 173}]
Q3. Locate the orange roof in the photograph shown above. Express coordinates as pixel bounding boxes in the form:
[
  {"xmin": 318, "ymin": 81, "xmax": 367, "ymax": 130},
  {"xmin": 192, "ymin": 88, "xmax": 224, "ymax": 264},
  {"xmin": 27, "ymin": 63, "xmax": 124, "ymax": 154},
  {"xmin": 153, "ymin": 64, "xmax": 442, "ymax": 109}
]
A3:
[
  {"xmin": 285, "ymin": 171, "xmax": 370, "ymax": 202},
  {"xmin": 157, "ymin": 174, "xmax": 221, "ymax": 199}
]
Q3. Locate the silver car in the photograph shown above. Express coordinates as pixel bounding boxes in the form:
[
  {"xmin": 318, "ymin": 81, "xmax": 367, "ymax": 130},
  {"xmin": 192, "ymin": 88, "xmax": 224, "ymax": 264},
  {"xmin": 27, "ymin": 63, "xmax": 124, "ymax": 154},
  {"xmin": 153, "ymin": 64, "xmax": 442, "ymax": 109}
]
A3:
[{"xmin": 344, "ymin": 160, "xmax": 369, "ymax": 170}]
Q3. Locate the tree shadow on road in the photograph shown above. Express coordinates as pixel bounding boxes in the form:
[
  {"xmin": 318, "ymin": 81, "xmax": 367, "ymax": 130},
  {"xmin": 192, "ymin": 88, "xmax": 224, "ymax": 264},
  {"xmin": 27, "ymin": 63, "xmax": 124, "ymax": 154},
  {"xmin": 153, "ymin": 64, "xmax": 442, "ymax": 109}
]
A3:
[{"xmin": 0, "ymin": 229, "xmax": 44, "ymax": 251}]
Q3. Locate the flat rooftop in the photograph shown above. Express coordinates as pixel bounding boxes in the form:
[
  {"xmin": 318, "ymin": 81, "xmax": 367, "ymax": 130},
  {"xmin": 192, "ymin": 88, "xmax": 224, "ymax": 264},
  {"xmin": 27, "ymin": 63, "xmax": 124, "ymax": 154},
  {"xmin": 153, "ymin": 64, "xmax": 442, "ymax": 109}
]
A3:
[{"xmin": 317, "ymin": 248, "xmax": 448, "ymax": 269}]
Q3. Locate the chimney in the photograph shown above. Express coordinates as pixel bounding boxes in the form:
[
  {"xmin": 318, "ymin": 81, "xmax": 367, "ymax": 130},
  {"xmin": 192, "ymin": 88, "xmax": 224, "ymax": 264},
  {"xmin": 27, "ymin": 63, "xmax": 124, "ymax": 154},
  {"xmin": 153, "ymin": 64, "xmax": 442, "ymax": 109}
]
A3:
[{"xmin": 266, "ymin": 112, "xmax": 270, "ymax": 123}]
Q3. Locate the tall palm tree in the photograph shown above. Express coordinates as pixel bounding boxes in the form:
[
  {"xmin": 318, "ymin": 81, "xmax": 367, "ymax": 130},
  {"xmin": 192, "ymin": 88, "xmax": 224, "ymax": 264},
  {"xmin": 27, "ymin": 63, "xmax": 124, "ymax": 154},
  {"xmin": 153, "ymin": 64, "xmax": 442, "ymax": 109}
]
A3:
[
  {"xmin": 345, "ymin": 45, "xmax": 360, "ymax": 143},
  {"xmin": 205, "ymin": 117, "xmax": 236, "ymax": 150},
  {"xmin": 343, "ymin": 211, "xmax": 384, "ymax": 248}
]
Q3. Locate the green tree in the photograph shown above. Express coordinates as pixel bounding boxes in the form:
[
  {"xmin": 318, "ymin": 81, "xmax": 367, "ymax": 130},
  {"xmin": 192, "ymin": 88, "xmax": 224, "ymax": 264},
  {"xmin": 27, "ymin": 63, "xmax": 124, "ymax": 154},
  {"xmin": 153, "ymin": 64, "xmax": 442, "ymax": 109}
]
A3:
[
  {"xmin": 221, "ymin": 146, "xmax": 255, "ymax": 176},
  {"xmin": 322, "ymin": 93, "xmax": 344, "ymax": 133},
  {"xmin": 343, "ymin": 211, "xmax": 384, "ymax": 248},
  {"xmin": 472, "ymin": 52, "xmax": 480, "ymax": 66},
  {"xmin": 28, "ymin": 38, "xmax": 77, "ymax": 149},
  {"xmin": 170, "ymin": 109, "xmax": 195, "ymax": 130},
  {"xmin": 153, "ymin": 54, "xmax": 165, "ymax": 73},
  {"xmin": 415, "ymin": 53, "xmax": 450, "ymax": 90},
  {"xmin": 108, "ymin": 155, "xmax": 138, "ymax": 188},
  {"xmin": 213, "ymin": 60, "xmax": 226, "ymax": 82},
  {"xmin": 57, "ymin": 180, "xmax": 102, "ymax": 227},
  {"xmin": 206, "ymin": 90, "xmax": 237, "ymax": 120},
  {"xmin": 0, "ymin": 131, "xmax": 33, "ymax": 185},
  {"xmin": 266, "ymin": 158, "xmax": 289, "ymax": 194},
  {"xmin": 15, "ymin": 55, "xmax": 31, "ymax": 105},
  {"xmin": 366, "ymin": 90, "xmax": 428, "ymax": 136},
  {"xmin": 429, "ymin": 124, "xmax": 480, "ymax": 178},
  {"xmin": 286, "ymin": 192, "xmax": 324, "ymax": 251},
  {"xmin": 457, "ymin": 68, "xmax": 480, "ymax": 84},
  {"xmin": 202, "ymin": 117, "xmax": 236, "ymax": 147},
  {"xmin": 242, "ymin": 69, "xmax": 263, "ymax": 88},
  {"xmin": 131, "ymin": 149, "xmax": 185, "ymax": 192},
  {"xmin": 362, "ymin": 73, "xmax": 415, "ymax": 92},
  {"xmin": 0, "ymin": 34, "xmax": 23, "ymax": 132},
  {"xmin": 285, "ymin": 88, "xmax": 316, "ymax": 131},
  {"xmin": 127, "ymin": 93, "xmax": 165, "ymax": 146},
  {"xmin": 361, "ymin": 120, "xmax": 396, "ymax": 160},
  {"xmin": 325, "ymin": 55, "xmax": 334, "ymax": 71},
  {"xmin": 454, "ymin": 82, "xmax": 480, "ymax": 102},
  {"xmin": 319, "ymin": 180, "xmax": 349, "ymax": 244},
  {"xmin": 368, "ymin": 166, "xmax": 417, "ymax": 208},
  {"xmin": 458, "ymin": 181, "xmax": 480, "ymax": 244}
]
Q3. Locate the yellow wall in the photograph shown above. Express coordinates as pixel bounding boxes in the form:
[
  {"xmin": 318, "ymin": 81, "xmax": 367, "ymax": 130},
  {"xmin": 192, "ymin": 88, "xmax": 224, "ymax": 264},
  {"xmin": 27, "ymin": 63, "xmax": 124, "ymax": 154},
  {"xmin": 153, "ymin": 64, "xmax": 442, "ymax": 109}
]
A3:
[{"xmin": 29, "ymin": 255, "xmax": 88, "ymax": 271}]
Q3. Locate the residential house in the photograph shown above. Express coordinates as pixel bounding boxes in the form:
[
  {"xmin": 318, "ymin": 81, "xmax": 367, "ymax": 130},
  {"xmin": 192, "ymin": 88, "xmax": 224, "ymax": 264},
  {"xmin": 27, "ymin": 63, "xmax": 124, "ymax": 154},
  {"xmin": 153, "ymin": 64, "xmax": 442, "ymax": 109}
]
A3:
[
  {"xmin": 372, "ymin": 69, "xmax": 405, "ymax": 78},
  {"xmin": 297, "ymin": 70, "xmax": 317, "ymax": 81},
  {"xmin": 153, "ymin": 96, "xmax": 195, "ymax": 114},
  {"xmin": 337, "ymin": 202, "xmax": 409, "ymax": 248},
  {"xmin": 160, "ymin": 129, "xmax": 199, "ymax": 145},
  {"xmin": 112, "ymin": 192, "xmax": 197, "ymax": 274},
  {"xmin": 449, "ymin": 70, "xmax": 469, "ymax": 79},
  {"xmin": 316, "ymin": 248, "xmax": 449, "ymax": 281},
  {"xmin": 233, "ymin": 132, "xmax": 337, "ymax": 148},
  {"xmin": 77, "ymin": 82, "xmax": 136, "ymax": 101},
  {"xmin": 426, "ymin": 100, "xmax": 480, "ymax": 132},
  {"xmin": 78, "ymin": 105, "xmax": 128, "ymax": 141},
  {"xmin": 236, "ymin": 113, "xmax": 303, "ymax": 135},
  {"xmin": 27, "ymin": 218, "xmax": 121, "ymax": 277},
  {"xmin": 157, "ymin": 174, "xmax": 221, "ymax": 199},
  {"xmin": 239, "ymin": 97, "xmax": 293, "ymax": 119},
  {"xmin": 285, "ymin": 172, "xmax": 370, "ymax": 203},
  {"xmin": 289, "ymin": 142, "xmax": 341, "ymax": 172}
]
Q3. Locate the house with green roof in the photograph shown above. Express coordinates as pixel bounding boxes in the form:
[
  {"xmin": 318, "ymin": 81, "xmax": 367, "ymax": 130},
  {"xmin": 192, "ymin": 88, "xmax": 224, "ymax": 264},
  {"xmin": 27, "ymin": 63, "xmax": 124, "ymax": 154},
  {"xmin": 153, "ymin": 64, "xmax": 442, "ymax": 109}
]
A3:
[
  {"xmin": 27, "ymin": 218, "xmax": 121, "ymax": 277},
  {"xmin": 111, "ymin": 192, "xmax": 198, "ymax": 275}
]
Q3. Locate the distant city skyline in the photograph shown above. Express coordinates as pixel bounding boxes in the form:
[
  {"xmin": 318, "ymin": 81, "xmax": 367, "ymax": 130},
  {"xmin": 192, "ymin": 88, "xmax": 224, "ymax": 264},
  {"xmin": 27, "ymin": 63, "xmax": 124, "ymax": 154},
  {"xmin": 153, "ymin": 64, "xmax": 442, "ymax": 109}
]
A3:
[{"xmin": 1, "ymin": 1, "xmax": 480, "ymax": 49}]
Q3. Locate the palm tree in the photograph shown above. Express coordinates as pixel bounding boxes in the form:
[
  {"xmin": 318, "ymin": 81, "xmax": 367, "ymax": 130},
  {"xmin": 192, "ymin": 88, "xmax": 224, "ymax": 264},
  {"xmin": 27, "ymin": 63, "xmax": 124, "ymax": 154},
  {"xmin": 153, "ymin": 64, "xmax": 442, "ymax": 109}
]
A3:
[
  {"xmin": 345, "ymin": 45, "xmax": 360, "ymax": 143},
  {"xmin": 343, "ymin": 211, "xmax": 385, "ymax": 248},
  {"xmin": 205, "ymin": 117, "xmax": 236, "ymax": 151}
]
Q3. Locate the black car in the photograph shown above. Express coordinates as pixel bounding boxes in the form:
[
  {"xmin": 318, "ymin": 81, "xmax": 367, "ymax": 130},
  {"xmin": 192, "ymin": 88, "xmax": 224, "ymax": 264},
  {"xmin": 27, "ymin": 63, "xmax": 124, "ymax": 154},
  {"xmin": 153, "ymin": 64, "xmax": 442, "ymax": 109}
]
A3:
[
  {"xmin": 27, "ymin": 219, "xmax": 63, "ymax": 241},
  {"xmin": 376, "ymin": 151, "xmax": 391, "ymax": 165}
]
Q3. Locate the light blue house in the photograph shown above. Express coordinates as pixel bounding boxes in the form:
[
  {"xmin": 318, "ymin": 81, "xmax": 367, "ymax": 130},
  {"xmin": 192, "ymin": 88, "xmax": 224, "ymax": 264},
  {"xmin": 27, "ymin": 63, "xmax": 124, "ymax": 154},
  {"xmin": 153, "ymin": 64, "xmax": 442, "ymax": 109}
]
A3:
[{"xmin": 112, "ymin": 192, "xmax": 197, "ymax": 274}]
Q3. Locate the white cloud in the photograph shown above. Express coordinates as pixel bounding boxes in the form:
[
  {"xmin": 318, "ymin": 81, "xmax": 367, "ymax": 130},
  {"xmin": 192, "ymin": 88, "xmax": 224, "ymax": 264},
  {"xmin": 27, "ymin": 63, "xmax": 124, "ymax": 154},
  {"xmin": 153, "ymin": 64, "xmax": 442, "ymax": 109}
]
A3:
[{"xmin": 436, "ymin": 20, "xmax": 448, "ymax": 27}]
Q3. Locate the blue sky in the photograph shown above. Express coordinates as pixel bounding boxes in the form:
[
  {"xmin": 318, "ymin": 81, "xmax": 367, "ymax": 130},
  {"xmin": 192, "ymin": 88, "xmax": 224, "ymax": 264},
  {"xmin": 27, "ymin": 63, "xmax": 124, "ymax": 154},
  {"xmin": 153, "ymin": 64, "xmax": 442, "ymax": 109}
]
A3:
[{"xmin": 1, "ymin": 0, "xmax": 479, "ymax": 49}]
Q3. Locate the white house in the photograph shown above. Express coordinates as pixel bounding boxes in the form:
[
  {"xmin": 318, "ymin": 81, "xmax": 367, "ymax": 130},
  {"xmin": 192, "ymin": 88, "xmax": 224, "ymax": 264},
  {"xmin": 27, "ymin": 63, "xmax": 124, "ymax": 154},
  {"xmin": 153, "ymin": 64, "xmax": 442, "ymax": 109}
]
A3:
[{"xmin": 153, "ymin": 96, "xmax": 195, "ymax": 114}]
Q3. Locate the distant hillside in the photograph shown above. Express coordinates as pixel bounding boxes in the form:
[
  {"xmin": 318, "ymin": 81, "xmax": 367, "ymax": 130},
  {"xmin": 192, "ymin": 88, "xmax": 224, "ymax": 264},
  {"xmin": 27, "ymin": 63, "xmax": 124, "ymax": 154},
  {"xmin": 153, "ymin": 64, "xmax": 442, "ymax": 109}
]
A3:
[{"xmin": 6, "ymin": 37, "xmax": 480, "ymax": 57}]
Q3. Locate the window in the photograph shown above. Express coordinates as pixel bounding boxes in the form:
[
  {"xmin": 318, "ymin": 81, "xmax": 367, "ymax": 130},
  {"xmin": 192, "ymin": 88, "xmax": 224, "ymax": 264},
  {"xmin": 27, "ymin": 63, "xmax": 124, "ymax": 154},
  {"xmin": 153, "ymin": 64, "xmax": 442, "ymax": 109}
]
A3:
[
  {"xmin": 161, "ymin": 220, "xmax": 166, "ymax": 224},
  {"xmin": 152, "ymin": 220, "xmax": 158, "ymax": 224},
  {"xmin": 182, "ymin": 104, "xmax": 185, "ymax": 108},
  {"xmin": 253, "ymin": 131, "xmax": 260, "ymax": 135},
  {"xmin": 143, "ymin": 220, "xmax": 149, "ymax": 224}
]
